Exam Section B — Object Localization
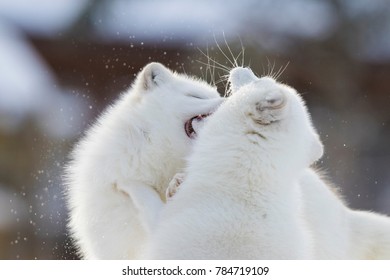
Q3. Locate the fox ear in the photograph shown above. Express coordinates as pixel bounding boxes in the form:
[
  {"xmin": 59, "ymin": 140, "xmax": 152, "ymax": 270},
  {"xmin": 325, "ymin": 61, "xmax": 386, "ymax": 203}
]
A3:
[
  {"xmin": 139, "ymin": 62, "xmax": 172, "ymax": 91},
  {"xmin": 228, "ymin": 67, "xmax": 257, "ymax": 93}
]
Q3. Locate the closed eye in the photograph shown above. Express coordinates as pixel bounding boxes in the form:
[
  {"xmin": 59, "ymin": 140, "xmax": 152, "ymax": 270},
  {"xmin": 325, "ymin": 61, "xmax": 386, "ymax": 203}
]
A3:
[{"xmin": 186, "ymin": 93, "xmax": 205, "ymax": 99}]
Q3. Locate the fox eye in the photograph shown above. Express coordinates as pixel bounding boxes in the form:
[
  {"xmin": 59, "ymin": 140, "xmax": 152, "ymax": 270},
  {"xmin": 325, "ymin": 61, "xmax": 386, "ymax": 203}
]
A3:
[{"xmin": 187, "ymin": 93, "xmax": 204, "ymax": 99}]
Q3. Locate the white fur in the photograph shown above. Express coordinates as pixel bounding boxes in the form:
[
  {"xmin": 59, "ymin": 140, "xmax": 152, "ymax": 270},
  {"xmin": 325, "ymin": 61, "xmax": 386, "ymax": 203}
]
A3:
[
  {"xmin": 65, "ymin": 62, "xmax": 223, "ymax": 259},
  {"xmin": 301, "ymin": 168, "xmax": 390, "ymax": 259},
  {"xmin": 145, "ymin": 68, "xmax": 323, "ymax": 259},
  {"xmin": 227, "ymin": 68, "xmax": 390, "ymax": 259},
  {"xmin": 228, "ymin": 68, "xmax": 390, "ymax": 260}
]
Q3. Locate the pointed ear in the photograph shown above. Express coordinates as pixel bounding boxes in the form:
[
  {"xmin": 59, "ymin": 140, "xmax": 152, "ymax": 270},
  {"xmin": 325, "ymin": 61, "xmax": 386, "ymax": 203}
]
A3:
[
  {"xmin": 228, "ymin": 67, "xmax": 257, "ymax": 93},
  {"xmin": 139, "ymin": 62, "xmax": 172, "ymax": 91}
]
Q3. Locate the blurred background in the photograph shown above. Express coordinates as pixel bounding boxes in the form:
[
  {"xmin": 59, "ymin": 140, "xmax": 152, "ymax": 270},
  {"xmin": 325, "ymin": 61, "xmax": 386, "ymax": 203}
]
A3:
[{"xmin": 0, "ymin": 0, "xmax": 389, "ymax": 259}]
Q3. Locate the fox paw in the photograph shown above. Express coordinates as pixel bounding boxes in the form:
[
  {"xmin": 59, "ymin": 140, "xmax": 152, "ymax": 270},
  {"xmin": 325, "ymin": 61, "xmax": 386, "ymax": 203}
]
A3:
[{"xmin": 166, "ymin": 173, "xmax": 185, "ymax": 200}]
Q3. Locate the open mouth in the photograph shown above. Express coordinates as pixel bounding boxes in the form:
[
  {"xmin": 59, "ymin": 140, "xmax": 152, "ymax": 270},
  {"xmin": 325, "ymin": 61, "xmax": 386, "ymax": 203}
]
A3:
[{"xmin": 184, "ymin": 114, "xmax": 210, "ymax": 139}]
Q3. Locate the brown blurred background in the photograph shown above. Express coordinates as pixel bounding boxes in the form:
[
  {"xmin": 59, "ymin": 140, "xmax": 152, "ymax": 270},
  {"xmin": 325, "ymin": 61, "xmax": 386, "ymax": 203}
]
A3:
[{"xmin": 0, "ymin": 0, "xmax": 389, "ymax": 259}]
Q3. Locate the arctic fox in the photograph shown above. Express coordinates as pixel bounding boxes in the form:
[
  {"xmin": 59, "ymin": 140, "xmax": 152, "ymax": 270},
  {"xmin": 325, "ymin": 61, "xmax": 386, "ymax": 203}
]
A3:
[
  {"xmin": 145, "ymin": 67, "xmax": 323, "ymax": 259},
  {"xmin": 65, "ymin": 62, "xmax": 223, "ymax": 259},
  {"xmin": 228, "ymin": 68, "xmax": 390, "ymax": 259}
]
